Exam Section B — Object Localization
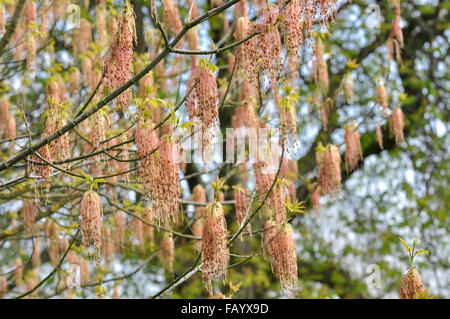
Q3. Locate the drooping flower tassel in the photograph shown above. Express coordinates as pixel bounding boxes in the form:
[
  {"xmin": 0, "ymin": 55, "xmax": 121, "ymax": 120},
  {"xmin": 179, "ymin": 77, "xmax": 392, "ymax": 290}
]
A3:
[
  {"xmin": 316, "ymin": 143, "xmax": 341, "ymax": 197},
  {"xmin": 344, "ymin": 122, "xmax": 363, "ymax": 173},
  {"xmin": 202, "ymin": 202, "xmax": 228, "ymax": 295},
  {"xmin": 389, "ymin": 106, "xmax": 405, "ymax": 144},
  {"xmin": 80, "ymin": 190, "xmax": 103, "ymax": 260},
  {"xmin": 102, "ymin": 2, "xmax": 136, "ymax": 109}
]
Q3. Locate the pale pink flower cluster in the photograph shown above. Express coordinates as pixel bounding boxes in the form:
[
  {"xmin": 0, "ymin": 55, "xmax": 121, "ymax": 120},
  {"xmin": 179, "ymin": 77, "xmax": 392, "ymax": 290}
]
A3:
[
  {"xmin": 102, "ymin": 3, "xmax": 136, "ymax": 109},
  {"xmin": 376, "ymin": 123, "xmax": 384, "ymax": 150},
  {"xmin": 22, "ymin": 199, "xmax": 37, "ymax": 235},
  {"xmin": 344, "ymin": 123, "xmax": 363, "ymax": 173},
  {"xmin": 161, "ymin": 0, "xmax": 184, "ymax": 49},
  {"xmin": 202, "ymin": 202, "xmax": 228, "ymax": 295},
  {"xmin": 186, "ymin": 61, "xmax": 219, "ymax": 163},
  {"xmin": 313, "ymin": 38, "xmax": 329, "ymax": 94},
  {"xmin": 281, "ymin": 0, "xmax": 337, "ymax": 58},
  {"xmin": 80, "ymin": 190, "xmax": 103, "ymax": 260},
  {"xmin": 317, "ymin": 143, "xmax": 341, "ymax": 197},
  {"xmin": 136, "ymin": 122, "xmax": 181, "ymax": 228},
  {"xmin": 387, "ymin": 3, "xmax": 403, "ymax": 63},
  {"xmin": 233, "ymin": 186, "xmax": 251, "ymax": 240},
  {"xmin": 389, "ymin": 107, "xmax": 405, "ymax": 144},
  {"xmin": 160, "ymin": 233, "xmax": 175, "ymax": 274},
  {"xmin": 311, "ymin": 187, "xmax": 321, "ymax": 212},
  {"xmin": 263, "ymin": 221, "xmax": 298, "ymax": 294},
  {"xmin": 376, "ymin": 84, "xmax": 388, "ymax": 109},
  {"xmin": 192, "ymin": 184, "xmax": 206, "ymax": 252},
  {"xmin": 399, "ymin": 266, "xmax": 423, "ymax": 299}
]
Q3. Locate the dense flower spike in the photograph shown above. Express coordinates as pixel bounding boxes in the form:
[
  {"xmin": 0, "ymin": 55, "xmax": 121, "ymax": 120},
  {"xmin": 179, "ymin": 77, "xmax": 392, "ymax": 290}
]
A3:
[
  {"xmin": 80, "ymin": 190, "xmax": 103, "ymax": 260},
  {"xmin": 160, "ymin": 233, "xmax": 174, "ymax": 274},
  {"xmin": 202, "ymin": 202, "xmax": 228, "ymax": 295},
  {"xmin": 264, "ymin": 222, "xmax": 299, "ymax": 294},
  {"xmin": 399, "ymin": 267, "xmax": 423, "ymax": 299},
  {"xmin": 387, "ymin": 2, "xmax": 403, "ymax": 63},
  {"xmin": 22, "ymin": 199, "xmax": 37, "ymax": 235},
  {"xmin": 316, "ymin": 143, "xmax": 341, "ymax": 197},
  {"xmin": 137, "ymin": 122, "xmax": 181, "ymax": 228},
  {"xmin": 186, "ymin": 59, "xmax": 219, "ymax": 163},
  {"xmin": 161, "ymin": 0, "xmax": 184, "ymax": 50},
  {"xmin": 313, "ymin": 38, "xmax": 329, "ymax": 94},
  {"xmin": 344, "ymin": 123, "xmax": 363, "ymax": 173},
  {"xmin": 389, "ymin": 106, "xmax": 405, "ymax": 144},
  {"xmin": 376, "ymin": 84, "xmax": 388, "ymax": 109},
  {"xmin": 376, "ymin": 123, "xmax": 384, "ymax": 150},
  {"xmin": 311, "ymin": 187, "xmax": 321, "ymax": 212},
  {"xmin": 102, "ymin": 2, "xmax": 136, "ymax": 109},
  {"xmin": 233, "ymin": 186, "xmax": 251, "ymax": 240}
]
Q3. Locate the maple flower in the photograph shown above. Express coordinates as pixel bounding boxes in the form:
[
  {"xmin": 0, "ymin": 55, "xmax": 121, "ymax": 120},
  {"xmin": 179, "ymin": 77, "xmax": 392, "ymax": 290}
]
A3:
[
  {"xmin": 233, "ymin": 186, "xmax": 251, "ymax": 240},
  {"xmin": 102, "ymin": 2, "xmax": 136, "ymax": 109},
  {"xmin": 376, "ymin": 84, "xmax": 388, "ymax": 109},
  {"xmin": 311, "ymin": 187, "xmax": 321, "ymax": 212},
  {"xmin": 160, "ymin": 233, "xmax": 175, "ymax": 274},
  {"xmin": 399, "ymin": 266, "xmax": 423, "ymax": 299},
  {"xmin": 313, "ymin": 38, "xmax": 329, "ymax": 94},
  {"xmin": 376, "ymin": 123, "xmax": 384, "ymax": 150},
  {"xmin": 344, "ymin": 123, "xmax": 363, "ymax": 173},
  {"xmin": 186, "ymin": 60, "xmax": 219, "ymax": 163},
  {"xmin": 389, "ymin": 106, "xmax": 405, "ymax": 144},
  {"xmin": 263, "ymin": 221, "xmax": 299, "ymax": 294},
  {"xmin": 202, "ymin": 201, "xmax": 228, "ymax": 295},
  {"xmin": 80, "ymin": 190, "xmax": 103, "ymax": 260},
  {"xmin": 22, "ymin": 199, "xmax": 37, "ymax": 235},
  {"xmin": 317, "ymin": 143, "xmax": 341, "ymax": 197}
]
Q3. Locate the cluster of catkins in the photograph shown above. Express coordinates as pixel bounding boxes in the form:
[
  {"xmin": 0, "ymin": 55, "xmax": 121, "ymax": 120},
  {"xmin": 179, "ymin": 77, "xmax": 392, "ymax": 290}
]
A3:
[
  {"xmin": 102, "ymin": 2, "xmax": 136, "ymax": 109},
  {"xmin": 186, "ymin": 59, "xmax": 220, "ymax": 164},
  {"xmin": 263, "ymin": 221, "xmax": 298, "ymax": 294},
  {"xmin": 202, "ymin": 201, "xmax": 228, "ymax": 295},
  {"xmin": 136, "ymin": 122, "xmax": 181, "ymax": 228},
  {"xmin": 316, "ymin": 143, "xmax": 342, "ymax": 197},
  {"xmin": 344, "ymin": 122, "xmax": 363, "ymax": 173}
]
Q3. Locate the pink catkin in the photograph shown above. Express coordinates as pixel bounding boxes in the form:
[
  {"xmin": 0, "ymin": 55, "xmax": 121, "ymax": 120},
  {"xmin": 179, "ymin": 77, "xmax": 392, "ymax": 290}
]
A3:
[
  {"xmin": 22, "ymin": 199, "xmax": 37, "ymax": 235},
  {"xmin": 263, "ymin": 221, "xmax": 298, "ymax": 294},
  {"xmin": 399, "ymin": 267, "xmax": 423, "ymax": 299},
  {"xmin": 102, "ymin": 3, "xmax": 136, "ymax": 109},
  {"xmin": 80, "ymin": 190, "xmax": 103, "ymax": 259},
  {"xmin": 137, "ymin": 122, "xmax": 181, "ymax": 228},
  {"xmin": 161, "ymin": 0, "xmax": 184, "ymax": 50},
  {"xmin": 376, "ymin": 123, "xmax": 384, "ymax": 150},
  {"xmin": 317, "ymin": 143, "xmax": 341, "ymax": 197},
  {"xmin": 186, "ymin": 61, "xmax": 219, "ymax": 163},
  {"xmin": 389, "ymin": 107, "xmax": 405, "ymax": 144},
  {"xmin": 376, "ymin": 84, "xmax": 388, "ymax": 109},
  {"xmin": 311, "ymin": 187, "xmax": 321, "ymax": 212},
  {"xmin": 160, "ymin": 233, "xmax": 174, "ymax": 274},
  {"xmin": 202, "ymin": 202, "xmax": 228, "ymax": 295},
  {"xmin": 344, "ymin": 123, "xmax": 363, "ymax": 173},
  {"xmin": 233, "ymin": 186, "xmax": 251, "ymax": 240}
]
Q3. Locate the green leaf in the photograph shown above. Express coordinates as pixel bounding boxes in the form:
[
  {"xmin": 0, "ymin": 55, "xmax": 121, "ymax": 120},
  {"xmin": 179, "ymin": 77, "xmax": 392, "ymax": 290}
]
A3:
[{"xmin": 399, "ymin": 237, "xmax": 411, "ymax": 251}]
